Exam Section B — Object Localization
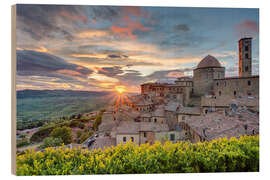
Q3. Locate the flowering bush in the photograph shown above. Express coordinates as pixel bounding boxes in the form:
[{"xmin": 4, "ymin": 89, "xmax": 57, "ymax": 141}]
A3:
[{"xmin": 16, "ymin": 135, "xmax": 259, "ymax": 175}]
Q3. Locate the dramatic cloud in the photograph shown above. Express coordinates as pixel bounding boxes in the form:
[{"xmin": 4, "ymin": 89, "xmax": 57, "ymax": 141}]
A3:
[
  {"xmin": 17, "ymin": 50, "xmax": 93, "ymax": 77},
  {"xmin": 110, "ymin": 16, "xmax": 152, "ymax": 39},
  {"xmin": 15, "ymin": 5, "xmax": 259, "ymax": 92},
  {"xmin": 16, "ymin": 5, "xmax": 87, "ymax": 41}
]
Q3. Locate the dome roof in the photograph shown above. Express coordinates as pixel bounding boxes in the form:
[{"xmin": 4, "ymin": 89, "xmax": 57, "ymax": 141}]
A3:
[{"xmin": 197, "ymin": 55, "xmax": 221, "ymax": 69}]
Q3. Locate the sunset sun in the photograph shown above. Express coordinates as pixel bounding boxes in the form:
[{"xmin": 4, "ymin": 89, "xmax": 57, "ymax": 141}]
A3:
[{"xmin": 115, "ymin": 86, "xmax": 126, "ymax": 94}]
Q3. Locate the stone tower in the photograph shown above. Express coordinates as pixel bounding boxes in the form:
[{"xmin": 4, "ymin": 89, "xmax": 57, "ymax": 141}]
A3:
[
  {"xmin": 193, "ymin": 55, "xmax": 225, "ymax": 96},
  {"xmin": 239, "ymin": 38, "xmax": 252, "ymax": 77}
]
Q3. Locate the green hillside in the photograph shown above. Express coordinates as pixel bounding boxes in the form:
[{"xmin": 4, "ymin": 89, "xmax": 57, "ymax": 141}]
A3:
[{"xmin": 16, "ymin": 90, "xmax": 112, "ymax": 130}]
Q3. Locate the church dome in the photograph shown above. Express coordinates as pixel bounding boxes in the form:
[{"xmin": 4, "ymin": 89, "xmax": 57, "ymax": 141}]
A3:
[{"xmin": 197, "ymin": 55, "xmax": 221, "ymax": 69}]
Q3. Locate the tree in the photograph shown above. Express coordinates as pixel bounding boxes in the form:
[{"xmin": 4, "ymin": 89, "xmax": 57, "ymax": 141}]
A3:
[
  {"xmin": 50, "ymin": 126, "xmax": 73, "ymax": 144},
  {"xmin": 93, "ymin": 111, "xmax": 103, "ymax": 131},
  {"xmin": 39, "ymin": 137, "xmax": 63, "ymax": 149}
]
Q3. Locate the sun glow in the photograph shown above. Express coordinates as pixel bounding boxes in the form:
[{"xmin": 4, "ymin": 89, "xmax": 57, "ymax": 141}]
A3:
[{"xmin": 115, "ymin": 86, "xmax": 126, "ymax": 94}]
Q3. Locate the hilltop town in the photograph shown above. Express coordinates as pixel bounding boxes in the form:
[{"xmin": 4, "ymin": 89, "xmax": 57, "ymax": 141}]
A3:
[{"xmin": 86, "ymin": 37, "xmax": 259, "ymax": 149}]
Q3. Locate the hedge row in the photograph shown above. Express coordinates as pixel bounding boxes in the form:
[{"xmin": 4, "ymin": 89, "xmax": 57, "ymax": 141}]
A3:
[{"xmin": 16, "ymin": 135, "xmax": 259, "ymax": 175}]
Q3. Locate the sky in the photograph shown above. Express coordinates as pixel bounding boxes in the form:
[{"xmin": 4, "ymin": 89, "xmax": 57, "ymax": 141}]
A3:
[{"xmin": 16, "ymin": 4, "xmax": 259, "ymax": 92}]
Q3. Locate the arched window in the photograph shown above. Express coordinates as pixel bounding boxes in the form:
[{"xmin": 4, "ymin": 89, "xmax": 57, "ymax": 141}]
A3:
[{"xmin": 219, "ymin": 91, "xmax": 222, "ymax": 96}]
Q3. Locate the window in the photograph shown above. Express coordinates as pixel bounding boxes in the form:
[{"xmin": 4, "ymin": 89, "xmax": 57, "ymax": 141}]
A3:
[
  {"xmin": 247, "ymin": 91, "xmax": 252, "ymax": 96},
  {"xmin": 216, "ymin": 82, "xmax": 219, "ymax": 86},
  {"xmin": 123, "ymin": 137, "xmax": 126, "ymax": 142},
  {"xmin": 182, "ymin": 116, "xmax": 185, "ymax": 120},
  {"xmin": 245, "ymin": 66, "xmax": 249, "ymax": 72},
  {"xmin": 219, "ymin": 91, "xmax": 222, "ymax": 96},
  {"xmin": 154, "ymin": 118, "xmax": 157, "ymax": 123},
  {"xmin": 248, "ymin": 80, "xmax": 251, "ymax": 86},
  {"xmin": 224, "ymin": 82, "xmax": 226, "ymax": 86},
  {"xmin": 148, "ymin": 119, "xmax": 151, "ymax": 122},
  {"xmin": 205, "ymin": 109, "xmax": 208, "ymax": 114},
  {"xmin": 245, "ymin": 53, "xmax": 249, "ymax": 58},
  {"xmin": 170, "ymin": 134, "xmax": 175, "ymax": 141},
  {"xmin": 130, "ymin": 137, "xmax": 134, "ymax": 142},
  {"xmin": 144, "ymin": 132, "xmax": 147, "ymax": 137},
  {"xmin": 235, "ymin": 81, "xmax": 239, "ymax": 86},
  {"xmin": 234, "ymin": 91, "xmax": 237, "ymax": 96},
  {"xmin": 245, "ymin": 46, "xmax": 249, "ymax": 51}
]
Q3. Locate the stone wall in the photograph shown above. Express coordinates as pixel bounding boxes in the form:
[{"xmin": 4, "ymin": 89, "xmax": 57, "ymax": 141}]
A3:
[
  {"xmin": 213, "ymin": 76, "xmax": 259, "ymax": 99},
  {"xmin": 193, "ymin": 67, "xmax": 225, "ymax": 96},
  {"xmin": 116, "ymin": 134, "xmax": 140, "ymax": 145}
]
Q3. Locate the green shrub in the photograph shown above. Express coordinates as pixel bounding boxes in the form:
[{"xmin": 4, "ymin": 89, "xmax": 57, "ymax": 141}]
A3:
[
  {"xmin": 93, "ymin": 111, "xmax": 103, "ymax": 131},
  {"xmin": 76, "ymin": 130, "xmax": 82, "ymax": 138},
  {"xmin": 16, "ymin": 135, "xmax": 259, "ymax": 175},
  {"xmin": 39, "ymin": 137, "xmax": 63, "ymax": 149},
  {"xmin": 30, "ymin": 126, "xmax": 55, "ymax": 142},
  {"xmin": 16, "ymin": 139, "xmax": 30, "ymax": 148},
  {"xmin": 78, "ymin": 131, "xmax": 94, "ymax": 144},
  {"xmin": 78, "ymin": 122, "xmax": 85, "ymax": 129},
  {"xmin": 50, "ymin": 126, "xmax": 73, "ymax": 144}
]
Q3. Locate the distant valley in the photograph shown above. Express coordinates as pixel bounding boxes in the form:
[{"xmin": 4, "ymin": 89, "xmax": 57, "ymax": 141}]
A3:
[{"xmin": 16, "ymin": 90, "xmax": 120, "ymax": 130}]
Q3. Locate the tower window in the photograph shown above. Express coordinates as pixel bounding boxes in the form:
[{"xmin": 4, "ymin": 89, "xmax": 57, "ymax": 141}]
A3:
[
  {"xmin": 245, "ymin": 66, "xmax": 249, "ymax": 72},
  {"xmin": 245, "ymin": 53, "xmax": 249, "ymax": 58},
  {"xmin": 248, "ymin": 80, "xmax": 251, "ymax": 86},
  {"xmin": 245, "ymin": 46, "xmax": 249, "ymax": 51}
]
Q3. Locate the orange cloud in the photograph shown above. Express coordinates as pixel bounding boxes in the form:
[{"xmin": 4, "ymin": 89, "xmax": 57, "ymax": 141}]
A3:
[
  {"xmin": 71, "ymin": 53, "xmax": 108, "ymax": 59},
  {"xmin": 75, "ymin": 29, "xmax": 110, "ymax": 39},
  {"xmin": 166, "ymin": 72, "xmax": 184, "ymax": 78},
  {"xmin": 235, "ymin": 20, "xmax": 258, "ymax": 37},
  {"xmin": 56, "ymin": 69, "xmax": 83, "ymax": 77},
  {"xmin": 93, "ymin": 66, "xmax": 108, "ymax": 73},
  {"xmin": 110, "ymin": 16, "xmax": 151, "ymax": 39}
]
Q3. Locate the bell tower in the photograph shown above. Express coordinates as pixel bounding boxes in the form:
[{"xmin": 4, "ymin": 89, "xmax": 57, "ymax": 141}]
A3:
[{"xmin": 239, "ymin": 38, "xmax": 252, "ymax": 77}]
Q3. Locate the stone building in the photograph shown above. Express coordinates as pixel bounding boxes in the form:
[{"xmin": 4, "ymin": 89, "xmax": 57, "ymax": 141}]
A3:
[
  {"xmin": 140, "ymin": 37, "xmax": 258, "ymax": 107},
  {"xmin": 193, "ymin": 55, "xmax": 225, "ymax": 96},
  {"xmin": 213, "ymin": 76, "xmax": 259, "ymax": 100}
]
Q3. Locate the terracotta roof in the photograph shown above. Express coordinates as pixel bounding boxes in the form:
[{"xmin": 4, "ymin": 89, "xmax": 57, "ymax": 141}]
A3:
[
  {"xmin": 185, "ymin": 110, "xmax": 259, "ymax": 141},
  {"xmin": 197, "ymin": 55, "xmax": 222, "ymax": 69}
]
